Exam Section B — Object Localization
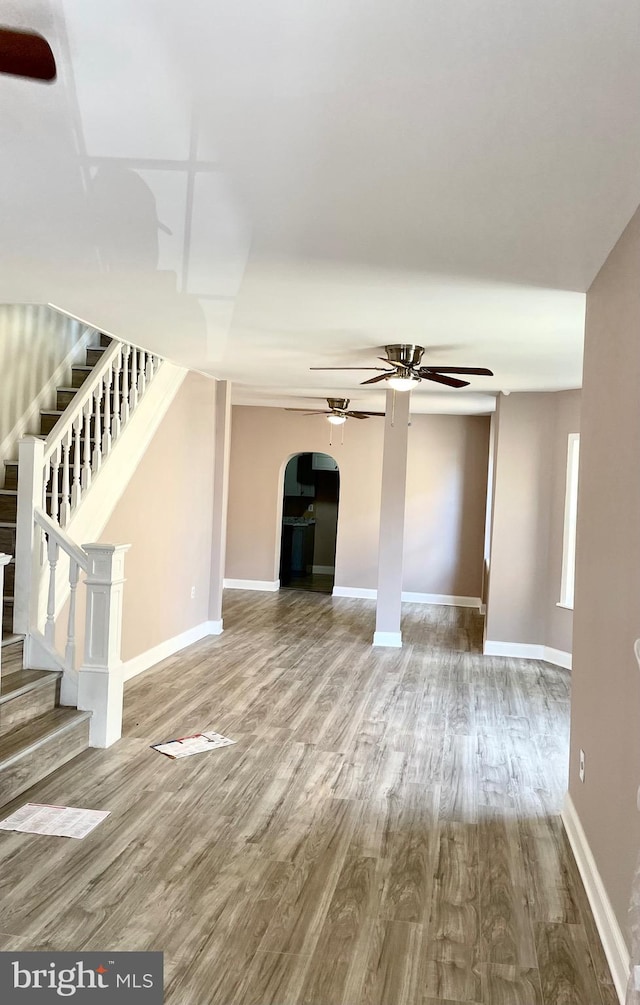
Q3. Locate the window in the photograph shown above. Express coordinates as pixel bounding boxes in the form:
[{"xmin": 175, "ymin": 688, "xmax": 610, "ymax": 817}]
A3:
[{"xmin": 559, "ymin": 433, "xmax": 580, "ymax": 609}]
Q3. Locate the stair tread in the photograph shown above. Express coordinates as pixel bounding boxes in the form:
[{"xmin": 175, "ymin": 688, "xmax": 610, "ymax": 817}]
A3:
[
  {"xmin": 0, "ymin": 708, "xmax": 91, "ymax": 767},
  {"xmin": 72, "ymin": 365, "xmax": 93, "ymax": 371},
  {"xmin": 0, "ymin": 669, "xmax": 61, "ymax": 703}
]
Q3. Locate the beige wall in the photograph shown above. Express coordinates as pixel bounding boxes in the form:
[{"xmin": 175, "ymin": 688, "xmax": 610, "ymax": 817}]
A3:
[
  {"xmin": 61, "ymin": 372, "xmax": 216, "ymax": 662},
  {"xmin": 570, "ymin": 205, "xmax": 640, "ymax": 939},
  {"xmin": 403, "ymin": 413, "xmax": 490, "ymax": 596},
  {"xmin": 485, "ymin": 390, "xmax": 579, "ymax": 653},
  {"xmin": 226, "ymin": 405, "xmax": 490, "ymax": 597}
]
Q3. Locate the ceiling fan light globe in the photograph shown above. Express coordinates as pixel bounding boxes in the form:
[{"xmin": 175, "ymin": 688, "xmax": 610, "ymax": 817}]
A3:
[
  {"xmin": 387, "ymin": 375, "xmax": 417, "ymax": 392},
  {"xmin": 327, "ymin": 414, "xmax": 347, "ymax": 425}
]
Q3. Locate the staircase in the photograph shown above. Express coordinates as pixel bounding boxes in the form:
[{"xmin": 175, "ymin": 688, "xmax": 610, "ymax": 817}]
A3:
[
  {"xmin": 0, "ymin": 638, "xmax": 90, "ymax": 808},
  {"xmin": 0, "ymin": 328, "xmax": 163, "ymax": 812},
  {"xmin": 1, "ymin": 333, "xmax": 112, "ymax": 643}
]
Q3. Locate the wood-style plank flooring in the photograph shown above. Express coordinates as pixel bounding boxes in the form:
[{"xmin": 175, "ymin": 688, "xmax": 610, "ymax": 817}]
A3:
[{"xmin": 0, "ymin": 591, "xmax": 616, "ymax": 1004}]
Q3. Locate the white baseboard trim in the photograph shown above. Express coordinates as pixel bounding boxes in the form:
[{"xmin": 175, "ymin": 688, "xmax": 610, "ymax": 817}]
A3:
[
  {"xmin": 223, "ymin": 578, "xmax": 280, "ymax": 592},
  {"xmin": 562, "ymin": 793, "xmax": 628, "ymax": 1003},
  {"xmin": 372, "ymin": 630, "xmax": 402, "ymax": 648},
  {"xmin": 312, "ymin": 565, "xmax": 335, "ymax": 575},
  {"xmin": 121, "ymin": 620, "xmax": 221, "ymax": 683},
  {"xmin": 333, "ymin": 586, "xmax": 377, "ymax": 600},
  {"xmin": 401, "ymin": 592, "xmax": 482, "ymax": 608},
  {"xmin": 333, "ymin": 586, "xmax": 481, "ymax": 608},
  {"xmin": 483, "ymin": 640, "xmax": 572, "ymax": 669},
  {"xmin": 544, "ymin": 646, "xmax": 573, "ymax": 670}
]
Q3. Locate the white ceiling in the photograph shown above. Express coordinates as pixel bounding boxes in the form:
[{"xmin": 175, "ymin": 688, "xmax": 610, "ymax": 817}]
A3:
[{"xmin": 2, "ymin": 0, "xmax": 640, "ymax": 413}]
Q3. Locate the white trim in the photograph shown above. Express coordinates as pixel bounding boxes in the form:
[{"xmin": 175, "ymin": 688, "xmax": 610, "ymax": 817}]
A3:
[
  {"xmin": 562, "ymin": 793, "xmax": 628, "ymax": 1003},
  {"xmin": 483, "ymin": 640, "xmax": 572, "ymax": 669},
  {"xmin": 543, "ymin": 646, "xmax": 573, "ymax": 670},
  {"xmin": 560, "ymin": 432, "xmax": 580, "ymax": 609},
  {"xmin": 556, "ymin": 602, "xmax": 574, "ymax": 611},
  {"xmin": 121, "ymin": 620, "xmax": 222, "ymax": 683},
  {"xmin": 223, "ymin": 578, "xmax": 280, "ymax": 592},
  {"xmin": 372, "ymin": 630, "xmax": 402, "ymax": 648},
  {"xmin": 333, "ymin": 586, "xmax": 482, "ymax": 608},
  {"xmin": 401, "ymin": 592, "xmax": 482, "ymax": 608},
  {"xmin": 312, "ymin": 565, "xmax": 335, "ymax": 575},
  {"xmin": 333, "ymin": 586, "xmax": 377, "ymax": 600}
]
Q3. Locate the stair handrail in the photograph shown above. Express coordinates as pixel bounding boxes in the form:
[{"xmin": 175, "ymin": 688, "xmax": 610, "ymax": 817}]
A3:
[
  {"xmin": 42, "ymin": 336, "xmax": 121, "ymax": 465},
  {"xmin": 39, "ymin": 335, "xmax": 162, "ymax": 529},
  {"xmin": 34, "ymin": 507, "xmax": 88, "ymax": 571}
]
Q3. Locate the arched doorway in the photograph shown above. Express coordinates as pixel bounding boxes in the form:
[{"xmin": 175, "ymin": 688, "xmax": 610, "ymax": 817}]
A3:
[{"xmin": 279, "ymin": 452, "xmax": 340, "ymax": 594}]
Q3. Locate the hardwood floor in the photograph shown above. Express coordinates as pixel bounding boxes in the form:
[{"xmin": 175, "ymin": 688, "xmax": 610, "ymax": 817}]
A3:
[{"xmin": 0, "ymin": 591, "xmax": 616, "ymax": 1004}]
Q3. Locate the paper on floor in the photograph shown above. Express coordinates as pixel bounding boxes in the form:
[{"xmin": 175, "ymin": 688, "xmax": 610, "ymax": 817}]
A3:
[
  {"xmin": 151, "ymin": 731, "xmax": 236, "ymax": 759},
  {"xmin": 0, "ymin": 802, "xmax": 110, "ymax": 839}
]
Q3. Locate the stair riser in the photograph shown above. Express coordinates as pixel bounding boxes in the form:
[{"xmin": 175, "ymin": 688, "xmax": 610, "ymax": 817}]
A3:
[
  {"xmin": 0, "ymin": 642, "xmax": 23, "ymax": 676},
  {"xmin": 0, "ymin": 718, "xmax": 90, "ymax": 810},
  {"xmin": 2, "ymin": 598, "xmax": 13, "ymax": 636},
  {"xmin": 3, "ymin": 464, "xmax": 17, "ymax": 490},
  {"xmin": 0, "ymin": 680, "xmax": 59, "ymax": 739},
  {"xmin": 0, "ymin": 527, "xmax": 15, "ymax": 553},
  {"xmin": 86, "ymin": 348, "xmax": 106, "ymax": 367},
  {"xmin": 0, "ymin": 494, "xmax": 16, "ymax": 522}
]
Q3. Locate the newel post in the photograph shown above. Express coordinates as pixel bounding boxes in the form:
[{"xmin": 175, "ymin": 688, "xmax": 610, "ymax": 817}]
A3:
[
  {"xmin": 77, "ymin": 543, "xmax": 130, "ymax": 748},
  {"xmin": 0, "ymin": 553, "xmax": 11, "ymax": 676},
  {"xmin": 14, "ymin": 436, "xmax": 46, "ymax": 634}
]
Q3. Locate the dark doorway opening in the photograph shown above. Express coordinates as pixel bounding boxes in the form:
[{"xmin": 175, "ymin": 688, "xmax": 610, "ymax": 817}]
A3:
[{"xmin": 279, "ymin": 452, "xmax": 340, "ymax": 595}]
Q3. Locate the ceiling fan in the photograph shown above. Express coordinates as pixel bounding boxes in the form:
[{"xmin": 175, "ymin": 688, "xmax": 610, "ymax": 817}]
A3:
[
  {"xmin": 0, "ymin": 26, "xmax": 56, "ymax": 81},
  {"xmin": 286, "ymin": 397, "xmax": 384, "ymax": 425},
  {"xmin": 311, "ymin": 344, "xmax": 493, "ymax": 390}
]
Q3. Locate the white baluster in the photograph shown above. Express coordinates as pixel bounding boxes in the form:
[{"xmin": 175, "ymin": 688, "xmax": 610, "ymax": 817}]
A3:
[
  {"xmin": 145, "ymin": 352, "xmax": 153, "ymax": 384},
  {"xmin": 50, "ymin": 444, "xmax": 61, "ymax": 524},
  {"xmin": 65, "ymin": 558, "xmax": 80, "ymax": 671},
  {"xmin": 60, "ymin": 431, "xmax": 71, "ymax": 526},
  {"xmin": 92, "ymin": 384, "xmax": 103, "ymax": 473},
  {"xmin": 71, "ymin": 415, "xmax": 82, "ymax": 510},
  {"xmin": 45, "ymin": 533, "xmax": 58, "ymax": 645},
  {"xmin": 82, "ymin": 399, "xmax": 93, "ymax": 492},
  {"xmin": 102, "ymin": 371, "xmax": 112, "ymax": 459},
  {"xmin": 138, "ymin": 350, "xmax": 147, "ymax": 396},
  {"xmin": 112, "ymin": 348, "xmax": 122, "ymax": 442},
  {"xmin": 121, "ymin": 344, "xmax": 131, "ymax": 425},
  {"xmin": 129, "ymin": 345, "xmax": 139, "ymax": 411}
]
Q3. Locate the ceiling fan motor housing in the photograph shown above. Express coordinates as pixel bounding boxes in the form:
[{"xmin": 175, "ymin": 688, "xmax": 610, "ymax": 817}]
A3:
[
  {"xmin": 385, "ymin": 344, "xmax": 425, "ymax": 368},
  {"xmin": 327, "ymin": 397, "xmax": 350, "ymax": 411}
]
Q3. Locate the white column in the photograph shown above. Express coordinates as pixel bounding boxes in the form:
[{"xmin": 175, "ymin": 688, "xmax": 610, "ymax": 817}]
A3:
[
  {"xmin": 0, "ymin": 553, "xmax": 12, "ymax": 678},
  {"xmin": 14, "ymin": 436, "xmax": 46, "ymax": 634},
  {"xmin": 373, "ymin": 389, "xmax": 411, "ymax": 647},
  {"xmin": 77, "ymin": 543, "xmax": 130, "ymax": 747},
  {"xmin": 208, "ymin": 380, "xmax": 232, "ymax": 634}
]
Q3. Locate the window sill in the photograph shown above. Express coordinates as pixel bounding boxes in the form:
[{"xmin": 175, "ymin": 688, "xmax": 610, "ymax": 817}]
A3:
[{"xmin": 556, "ymin": 602, "xmax": 574, "ymax": 611}]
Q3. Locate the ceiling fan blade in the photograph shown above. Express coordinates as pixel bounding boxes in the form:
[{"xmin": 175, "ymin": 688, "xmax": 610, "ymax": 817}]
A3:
[
  {"xmin": 361, "ymin": 373, "xmax": 391, "ymax": 385},
  {"xmin": 0, "ymin": 27, "xmax": 56, "ymax": 81},
  {"xmin": 285, "ymin": 408, "xmax": 326, "ymax": 412},
  {"xmin": 421, "ymin": 366, "xmax": 494, "ymax": 376},
  {"xmin": 310, "ymin": 366, "xmax": 390, "ymax": 371},
  {"xmin": 376, "ymin": 357, "xmax": 410, "ymax": 368},
  {"xmin": 347, "ymin": 411, "xmax": 385, "ymax": 418},
  {"xmin": 421, "ymin": 372, "xmax": 470, "ymax": 389}
]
